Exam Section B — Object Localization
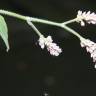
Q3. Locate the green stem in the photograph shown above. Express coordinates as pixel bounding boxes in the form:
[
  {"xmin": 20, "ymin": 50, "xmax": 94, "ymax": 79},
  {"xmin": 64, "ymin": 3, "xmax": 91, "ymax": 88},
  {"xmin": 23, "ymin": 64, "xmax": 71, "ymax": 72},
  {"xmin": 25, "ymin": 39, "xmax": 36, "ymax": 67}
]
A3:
[
  {"xmin": 0, "ymin": 9, "xmax": 84, "ymax": 41},
  {"xmin": 61, "ymin": 25, "xmax": 84, "ymax": 40},
  {"xmin": 27, "ymin": 20, "xmax": 42, "ymax": 36},
  {"xmin": 0, "ymin": 10, "xmax": 26, "ymax": 20},
  {"xmin": 29, "ymin": 17, "xmax": 61, "ymax": 27},
  {"xmin": 62, "ymin": 18, "xmax": 77, "ymax": 25},
  {"xmin": 0, "ymin": 10, "xmax": 61, "ymax": 27}
]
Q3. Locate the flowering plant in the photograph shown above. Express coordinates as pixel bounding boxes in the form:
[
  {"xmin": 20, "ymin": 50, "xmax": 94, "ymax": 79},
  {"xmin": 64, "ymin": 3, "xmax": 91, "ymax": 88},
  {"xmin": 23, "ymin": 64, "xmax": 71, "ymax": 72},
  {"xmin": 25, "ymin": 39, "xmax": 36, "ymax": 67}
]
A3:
[{"xmin": 0, "ymin": 10, "xmax": 96, "ymax": 68}]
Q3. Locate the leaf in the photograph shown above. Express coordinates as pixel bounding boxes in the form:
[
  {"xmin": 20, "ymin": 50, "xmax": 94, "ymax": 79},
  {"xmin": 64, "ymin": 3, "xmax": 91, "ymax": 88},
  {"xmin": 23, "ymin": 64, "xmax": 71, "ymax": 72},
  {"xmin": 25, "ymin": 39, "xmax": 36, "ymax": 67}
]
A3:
[{"xmin": 0, "ymin": 15, "xmax": 9, "ymax": 51}]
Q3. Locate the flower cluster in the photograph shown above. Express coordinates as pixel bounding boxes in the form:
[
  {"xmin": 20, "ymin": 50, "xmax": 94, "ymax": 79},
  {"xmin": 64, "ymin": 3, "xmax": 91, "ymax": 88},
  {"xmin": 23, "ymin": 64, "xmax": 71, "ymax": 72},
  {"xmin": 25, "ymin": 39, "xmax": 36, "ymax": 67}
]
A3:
[
  {"xmin": 38, "ymin": 35, "xmax": 62, "ymax": 56},
  {"xmin": 80, "ymin": 39, "xmax": 96, "ymax": 68},
  {"xmin": 77, "ymin": 10, "xmax": 96, "ymax": 26}
]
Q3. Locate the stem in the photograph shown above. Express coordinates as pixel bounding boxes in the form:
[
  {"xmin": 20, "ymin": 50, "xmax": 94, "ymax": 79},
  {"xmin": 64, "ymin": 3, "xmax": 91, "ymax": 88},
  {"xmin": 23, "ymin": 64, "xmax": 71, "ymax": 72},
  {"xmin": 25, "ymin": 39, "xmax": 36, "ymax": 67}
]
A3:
[
  {"xmin": 61, "ymin": 25, "xmax": 84, "ymax": 40},
  {"xmin": 0, "ymin": 10, "xmax": 26, "ymax": 20},
  {"xmin": 27, "ymin": 20, "xmax": 42, "ymax": 36},
  {"xmin": 62, "ymin": 18, "xmax": 77, "ymax": 25},
  {"xmin": 0, "ymin": 9, "xmax": 84, "ymax": 40},
  {"xmin": 29, "ymin": 17, "xmax": 61, "ymax": 27},
  {"xmin": 0, "ymin": 10, "xmax": 61, "ymax": 27}
]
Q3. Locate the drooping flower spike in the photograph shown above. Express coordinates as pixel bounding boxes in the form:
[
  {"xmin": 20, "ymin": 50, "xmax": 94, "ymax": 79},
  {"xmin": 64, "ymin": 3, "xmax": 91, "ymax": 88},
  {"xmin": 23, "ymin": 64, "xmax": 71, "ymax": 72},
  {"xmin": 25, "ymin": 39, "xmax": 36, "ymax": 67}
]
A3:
[
  {"xmin": 80, "ymin": 39, "xmax": 96, "ymax": 68},
  {"xmin": 77, "ymin": 10, "xmax": 96, "ymax": 26},
  {"xmin": 38, "ymin": 35, "xmax": 62, "ymax": 56}
]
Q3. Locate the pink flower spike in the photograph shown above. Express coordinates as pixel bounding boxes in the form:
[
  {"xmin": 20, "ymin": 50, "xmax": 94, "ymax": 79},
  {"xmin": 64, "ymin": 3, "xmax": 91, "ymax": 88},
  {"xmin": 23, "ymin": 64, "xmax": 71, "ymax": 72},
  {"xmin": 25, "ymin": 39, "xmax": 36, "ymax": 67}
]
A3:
[
  {"xmin": 38, "ymin": 35, "xmax": 62, "ymax": 56},
  {"xmin": 77, "ymin": 10, "xmax": 96, "ymax": 26},
  {"xmin": 80, "ymin": 39, "xmax": 96, "ymax": 68}
]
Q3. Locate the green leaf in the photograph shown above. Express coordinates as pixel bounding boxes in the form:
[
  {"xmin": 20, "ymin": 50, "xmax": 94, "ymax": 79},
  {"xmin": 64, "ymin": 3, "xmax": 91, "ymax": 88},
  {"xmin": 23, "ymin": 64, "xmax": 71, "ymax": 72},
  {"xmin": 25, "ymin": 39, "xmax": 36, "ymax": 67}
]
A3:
[{"xmin": 0, "ymin": 15, "xmax": 9, "ymax": 51}]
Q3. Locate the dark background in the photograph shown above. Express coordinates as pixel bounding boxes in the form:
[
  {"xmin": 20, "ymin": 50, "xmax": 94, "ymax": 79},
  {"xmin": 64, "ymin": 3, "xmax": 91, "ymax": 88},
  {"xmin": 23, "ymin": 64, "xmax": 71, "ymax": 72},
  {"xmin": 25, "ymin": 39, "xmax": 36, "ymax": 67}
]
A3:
[{"xmin": 0, "ymin": 0, "xmax": 96, "ymax": 96}]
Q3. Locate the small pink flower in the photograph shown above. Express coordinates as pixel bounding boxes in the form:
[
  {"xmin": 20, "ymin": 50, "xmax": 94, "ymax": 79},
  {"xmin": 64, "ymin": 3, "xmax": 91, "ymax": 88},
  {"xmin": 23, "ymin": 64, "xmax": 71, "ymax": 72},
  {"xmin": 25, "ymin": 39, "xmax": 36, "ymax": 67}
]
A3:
[
  {"xmin": 80, "ymin": 39, "xmax": 96, "ymax": 68},
  {"xmin": 77, "ymin": 10, "xmax": 96, "ymax": 26},
  {"xmin": 38, "ymin": 35, "xmax": 62, "ymax": 56}
]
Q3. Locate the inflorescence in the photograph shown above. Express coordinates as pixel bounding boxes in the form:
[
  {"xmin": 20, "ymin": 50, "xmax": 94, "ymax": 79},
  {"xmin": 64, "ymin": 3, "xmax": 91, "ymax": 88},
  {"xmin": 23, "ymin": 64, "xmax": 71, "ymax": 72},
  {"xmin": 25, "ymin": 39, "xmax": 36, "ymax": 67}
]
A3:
[{"xmin": 0, "ymin": 10, "xmax": 96, "ymax": 68}]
